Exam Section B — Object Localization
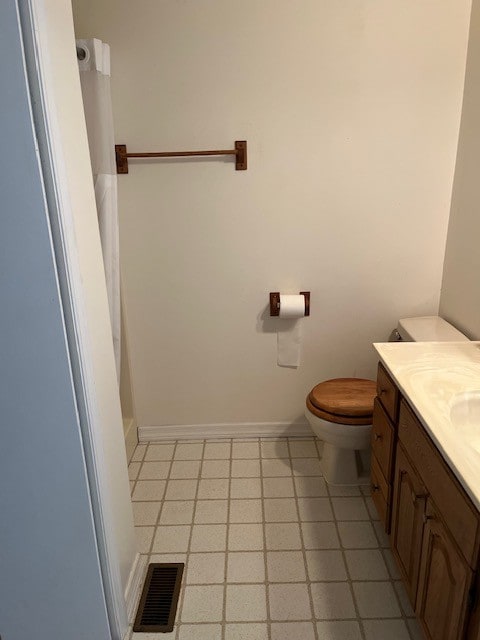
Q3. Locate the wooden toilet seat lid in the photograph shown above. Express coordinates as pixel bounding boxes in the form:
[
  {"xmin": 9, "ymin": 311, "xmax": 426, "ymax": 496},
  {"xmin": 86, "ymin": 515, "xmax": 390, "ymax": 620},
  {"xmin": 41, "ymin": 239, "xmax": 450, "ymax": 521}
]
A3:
[
  {"xmin": 308, "ymin": 378, "xmax": 377, "ymax": 418},
  {"xmin": 306, "ymin": 396, "xmax": 373, "ymax": 425}
]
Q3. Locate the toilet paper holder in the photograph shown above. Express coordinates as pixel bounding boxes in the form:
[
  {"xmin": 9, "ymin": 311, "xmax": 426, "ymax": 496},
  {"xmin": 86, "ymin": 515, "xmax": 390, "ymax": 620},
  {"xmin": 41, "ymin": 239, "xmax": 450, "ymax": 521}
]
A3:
[{"xmin": 270, "ymin": 292, "xmax": 310, "ymax": 317}]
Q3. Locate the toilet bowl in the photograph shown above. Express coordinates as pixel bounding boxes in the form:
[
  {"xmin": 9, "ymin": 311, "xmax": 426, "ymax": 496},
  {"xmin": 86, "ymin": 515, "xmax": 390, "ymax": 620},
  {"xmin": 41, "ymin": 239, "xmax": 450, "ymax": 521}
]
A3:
[
  {"xmin": 305, "ymin": 378, "xmax": 376, "ymax": 486},
  {"xmin": 305, "ymin": 315, "xmax": 470, "ymax": 487}
]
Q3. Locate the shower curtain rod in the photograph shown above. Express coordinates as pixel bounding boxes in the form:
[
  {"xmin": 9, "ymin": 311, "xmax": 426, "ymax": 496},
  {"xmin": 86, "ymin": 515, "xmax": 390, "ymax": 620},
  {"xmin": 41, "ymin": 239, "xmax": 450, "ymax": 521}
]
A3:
[{"xmin": 115, "ymin": 140, "xmax": 247, "ymax": 173}]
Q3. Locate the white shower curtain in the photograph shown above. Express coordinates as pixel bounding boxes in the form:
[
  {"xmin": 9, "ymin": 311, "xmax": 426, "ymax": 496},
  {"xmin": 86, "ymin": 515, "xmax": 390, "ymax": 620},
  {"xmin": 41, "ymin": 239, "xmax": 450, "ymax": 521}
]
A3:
[{"xmin": 77, "ymin": 38, "xmax": 120, "ymax": 381}]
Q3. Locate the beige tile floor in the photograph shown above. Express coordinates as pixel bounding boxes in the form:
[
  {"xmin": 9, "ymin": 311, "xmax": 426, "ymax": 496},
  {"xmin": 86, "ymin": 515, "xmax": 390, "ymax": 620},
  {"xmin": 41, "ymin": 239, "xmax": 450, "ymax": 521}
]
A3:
[{"xmin": 127, "ymin": 437, "xmax": 423, "ymax": 640}]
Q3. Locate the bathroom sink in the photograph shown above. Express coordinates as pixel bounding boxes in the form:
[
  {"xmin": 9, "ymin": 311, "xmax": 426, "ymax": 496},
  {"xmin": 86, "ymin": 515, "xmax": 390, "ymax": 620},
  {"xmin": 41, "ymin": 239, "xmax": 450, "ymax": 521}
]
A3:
[{"xmin": 450, "ymin": 391, "xmax": 480, "ymax": 452}]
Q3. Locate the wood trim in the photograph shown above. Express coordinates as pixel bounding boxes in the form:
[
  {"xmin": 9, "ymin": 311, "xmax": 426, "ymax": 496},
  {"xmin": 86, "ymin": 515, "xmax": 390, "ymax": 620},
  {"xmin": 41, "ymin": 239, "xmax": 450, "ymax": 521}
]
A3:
[{"xmin": 139, "ymin": 421, "xmax": 313, "ymax": 442}]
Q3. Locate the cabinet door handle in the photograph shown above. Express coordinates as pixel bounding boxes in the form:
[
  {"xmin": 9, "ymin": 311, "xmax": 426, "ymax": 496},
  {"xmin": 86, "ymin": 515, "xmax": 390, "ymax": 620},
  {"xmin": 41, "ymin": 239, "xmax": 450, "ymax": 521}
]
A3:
[
  {"xmin": 411, "ymin": 491, "xmax": 427, "ymax": 504},
  {"xmin": 373, "ymin": 433, "xmax": 382, "ymax": 441},
  {"xmin": 422, "ymin": 513, "xmax": 434, "ymax": 524},
  {"xmin": 371, "ymin": 484, "xmax": 380, "ymax": 493}
]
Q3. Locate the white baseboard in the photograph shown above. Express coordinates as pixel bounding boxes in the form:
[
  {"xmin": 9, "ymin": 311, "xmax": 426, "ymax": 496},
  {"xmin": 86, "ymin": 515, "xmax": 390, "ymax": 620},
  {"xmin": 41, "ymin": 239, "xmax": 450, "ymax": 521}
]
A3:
[
  {"xmin": 123, "ymin": 418, "xmax": 138, "ymax": 463},
  {"xmin": 139, "ymin": 421, "xmax": 313, "ymax": 442},
  {"xmin": 124, "ymin": 553, "xmax": 148, "ymax": 625}
]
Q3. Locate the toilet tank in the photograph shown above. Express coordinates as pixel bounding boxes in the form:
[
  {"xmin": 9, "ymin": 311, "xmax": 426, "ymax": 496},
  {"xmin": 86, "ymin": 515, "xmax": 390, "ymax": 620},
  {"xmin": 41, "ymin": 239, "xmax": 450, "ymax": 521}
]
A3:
[{"xmin": 396, "ymin": 316, "xmax": 469, "ymax": 342}]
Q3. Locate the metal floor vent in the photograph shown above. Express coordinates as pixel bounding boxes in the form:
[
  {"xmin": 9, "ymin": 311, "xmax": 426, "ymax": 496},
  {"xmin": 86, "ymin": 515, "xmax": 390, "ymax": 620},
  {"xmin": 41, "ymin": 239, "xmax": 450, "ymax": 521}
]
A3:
[{"xmin": 133, "ymin": 563, "xmax": 184, "ymax": 633}]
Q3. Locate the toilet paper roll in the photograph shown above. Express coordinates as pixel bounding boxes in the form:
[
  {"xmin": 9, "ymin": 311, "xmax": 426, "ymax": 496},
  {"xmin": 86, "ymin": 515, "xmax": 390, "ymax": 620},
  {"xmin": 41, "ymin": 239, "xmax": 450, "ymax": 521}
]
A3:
[
  {"xmin": 277, "ymin": 321, "xmax": 302, "ymax": 367},
  {"xmin": 277, "ymin": 294, "xmax": 305, "ymax": 367},
  {"xmin": 278, "ymin": 294, "xmax": 306, "ymax": 318}
]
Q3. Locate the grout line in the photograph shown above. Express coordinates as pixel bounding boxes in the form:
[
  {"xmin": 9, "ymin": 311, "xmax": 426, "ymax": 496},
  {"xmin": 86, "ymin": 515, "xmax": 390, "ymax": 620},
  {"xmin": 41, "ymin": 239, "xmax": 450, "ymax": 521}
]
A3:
[
  {"xmin": 326, "ymin": 477, "xmax": 367, "ymax": 640},
  {"xmin": 148, "ymin": 442, "xmax": 181, "ymax": 640},
  {"xmin": 259, "ymin": 439, "xmax": 272, "ymax": 640},
  {"xmin": 132, "ymin": 442, "xmax": 152, "ymax": 554},
  {"xmin": 288, "ymin": 437, "xmax": 321, "ymax": 640},
  {"xmin": 149, "ymin": 441, "xmax": 178, "ymax": 553},
  {"xmin": 128, "ymin": 437, "xmax": 417, "ymax": 638},
  {"xmin": 359, "ymin": 487, "xmax": 415, "ymax": 636},
  {"xmin": 221, "ymin": 438, "xmax": 233, "ymax": 640},
  {"xmin": 177, "ymin": 439, "xmax": 206, "ymax": 638}
]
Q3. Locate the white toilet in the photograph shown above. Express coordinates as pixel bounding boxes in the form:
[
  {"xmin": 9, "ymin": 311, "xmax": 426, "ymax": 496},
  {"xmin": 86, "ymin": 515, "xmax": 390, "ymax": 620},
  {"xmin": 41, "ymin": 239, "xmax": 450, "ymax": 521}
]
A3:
[{"xmin": 305, "ymin": 315, "xmax": 469, "ymax": 486}]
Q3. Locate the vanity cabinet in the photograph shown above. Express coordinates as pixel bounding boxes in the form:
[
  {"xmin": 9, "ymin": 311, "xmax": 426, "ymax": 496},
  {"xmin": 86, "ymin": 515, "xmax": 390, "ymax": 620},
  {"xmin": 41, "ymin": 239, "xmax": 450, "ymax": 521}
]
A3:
[
  {"xmin": 416, "ymin": 498, "xmax": 473, "ymax": 640},
  {"xmin": 372, "ymin": 364, "xmax": 480, "ymax": 640},
  {"xmin": 376, "ymin": 362, "xmax": 399, "ymax": 423},
  {"xmin": 370, "ymin": 363, "xmax": 398, "ymax": 532},
  {"xmin": 390, "ymin": 443, "xmax": 426, "ymax": 605}
]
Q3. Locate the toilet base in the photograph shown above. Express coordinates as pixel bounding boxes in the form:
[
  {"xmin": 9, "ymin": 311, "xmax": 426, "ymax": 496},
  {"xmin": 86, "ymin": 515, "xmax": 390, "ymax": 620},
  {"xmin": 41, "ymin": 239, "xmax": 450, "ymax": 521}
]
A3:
[{"xmin": 320, "ymin": 442, "xmax": 370, "ymax": 486}]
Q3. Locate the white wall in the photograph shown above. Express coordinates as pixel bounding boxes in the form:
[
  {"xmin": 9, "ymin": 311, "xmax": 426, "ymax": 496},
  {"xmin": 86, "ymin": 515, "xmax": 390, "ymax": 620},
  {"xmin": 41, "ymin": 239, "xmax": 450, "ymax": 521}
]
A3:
[
  {"xmin": 120, "ymin": 303, "xmax": 135, "ymax": 424},
  {"xmin": 73, "ymin": 0, "xmax": 471, "ymax": 430},
  {"xmin": 440, "ymin": 0, "xmax": 480, "ymax": 340},
  {"xmin": 0, "ymin": 1, "xmax": 110, "ymax": 637}
]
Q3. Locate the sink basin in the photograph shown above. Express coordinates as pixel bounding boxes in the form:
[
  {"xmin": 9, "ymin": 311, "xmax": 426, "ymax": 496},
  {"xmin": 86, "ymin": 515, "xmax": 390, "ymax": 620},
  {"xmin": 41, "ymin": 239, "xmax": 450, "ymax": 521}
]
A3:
[{"xmin": 450, "ymin": 391, "xmax": 480, "ymax": 451}]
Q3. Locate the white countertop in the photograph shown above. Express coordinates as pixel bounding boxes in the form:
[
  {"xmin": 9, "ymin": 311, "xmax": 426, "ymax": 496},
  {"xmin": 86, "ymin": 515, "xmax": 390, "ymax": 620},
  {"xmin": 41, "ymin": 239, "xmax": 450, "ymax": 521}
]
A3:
[{"xmin": 373, "ymin": 341, "xmax": 480, "ymax": 510}]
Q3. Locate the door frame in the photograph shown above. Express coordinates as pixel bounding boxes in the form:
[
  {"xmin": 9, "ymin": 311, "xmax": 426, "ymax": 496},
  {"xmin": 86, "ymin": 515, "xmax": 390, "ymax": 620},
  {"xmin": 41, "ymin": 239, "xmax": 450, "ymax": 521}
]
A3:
[{"xmin": 17, "ymin": 1, "xmax": 135, "ymax": 638}]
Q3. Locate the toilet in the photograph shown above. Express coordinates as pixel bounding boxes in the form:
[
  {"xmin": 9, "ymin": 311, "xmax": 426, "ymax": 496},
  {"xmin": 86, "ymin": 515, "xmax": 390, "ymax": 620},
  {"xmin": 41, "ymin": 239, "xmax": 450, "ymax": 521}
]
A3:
[{"xmin": 305, "ymin": 315, "xmax": 469, "ymax": 486}]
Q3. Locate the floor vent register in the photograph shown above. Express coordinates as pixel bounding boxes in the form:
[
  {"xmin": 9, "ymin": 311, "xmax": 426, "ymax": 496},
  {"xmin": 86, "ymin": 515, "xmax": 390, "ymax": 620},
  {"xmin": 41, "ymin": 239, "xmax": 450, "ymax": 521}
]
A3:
[{"xmin": 133, "ymin": 563, "xmax": 184, "ymax": 633}]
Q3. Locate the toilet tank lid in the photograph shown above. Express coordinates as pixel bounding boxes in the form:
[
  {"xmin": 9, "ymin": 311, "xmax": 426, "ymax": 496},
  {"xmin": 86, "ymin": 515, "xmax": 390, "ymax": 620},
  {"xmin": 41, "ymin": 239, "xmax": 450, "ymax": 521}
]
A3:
[{"xmin": 397, "ymin": 316, "xmax": 469, "ymax": 342}]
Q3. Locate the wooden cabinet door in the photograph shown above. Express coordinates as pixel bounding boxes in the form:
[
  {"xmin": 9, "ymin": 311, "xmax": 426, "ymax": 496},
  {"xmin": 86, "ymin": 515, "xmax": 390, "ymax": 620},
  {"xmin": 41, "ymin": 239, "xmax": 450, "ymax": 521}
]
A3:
[
  {"xmin": 391, "ymin": 443, "xmax": 427, "ymax": 606},
  {"xmin": 416, "ymin": 498, "xmax": 473, "ymax": 640},
  {"xmin": 371, "ymin": 398, "xmax": 395, "ymax": 481}
]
